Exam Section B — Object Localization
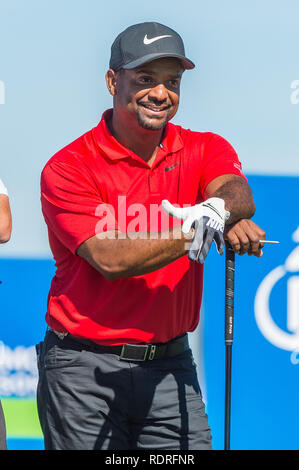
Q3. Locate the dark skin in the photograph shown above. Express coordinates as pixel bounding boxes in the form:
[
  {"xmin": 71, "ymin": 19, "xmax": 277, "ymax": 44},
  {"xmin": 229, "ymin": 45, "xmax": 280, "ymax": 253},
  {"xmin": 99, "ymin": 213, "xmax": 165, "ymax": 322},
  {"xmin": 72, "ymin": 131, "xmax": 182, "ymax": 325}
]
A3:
[
  {"xmin": 77, "ymin": 58, "xmax": 265, "ymax": 280},
  {"xmin": 204, "ymin": 174, "xmax": 265, "ymax": 256},
  {"xmin": 105, "ymin": 59, "xmax": 183, "ymax": 163}
]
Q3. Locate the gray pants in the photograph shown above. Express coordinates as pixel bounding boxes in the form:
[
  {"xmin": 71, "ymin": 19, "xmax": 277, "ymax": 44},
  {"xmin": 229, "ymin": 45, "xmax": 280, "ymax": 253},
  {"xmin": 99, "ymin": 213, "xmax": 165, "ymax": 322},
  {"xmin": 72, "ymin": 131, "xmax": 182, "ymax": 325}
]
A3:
[{"xmin": 36, "ymin": 330, "xmax": 212, "ymax": 450}]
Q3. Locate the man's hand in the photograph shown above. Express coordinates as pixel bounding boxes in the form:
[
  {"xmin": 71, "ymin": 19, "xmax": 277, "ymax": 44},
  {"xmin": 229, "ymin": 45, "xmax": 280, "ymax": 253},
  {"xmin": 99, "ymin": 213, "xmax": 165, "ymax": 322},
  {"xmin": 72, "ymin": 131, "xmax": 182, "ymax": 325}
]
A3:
[
  {"xmin": 162, "ymin": 197, "xmax": 230, "ymax": 263},
  {"xmin": 224, "ymin": 219, "xmax": 266, "ymax": 257}
]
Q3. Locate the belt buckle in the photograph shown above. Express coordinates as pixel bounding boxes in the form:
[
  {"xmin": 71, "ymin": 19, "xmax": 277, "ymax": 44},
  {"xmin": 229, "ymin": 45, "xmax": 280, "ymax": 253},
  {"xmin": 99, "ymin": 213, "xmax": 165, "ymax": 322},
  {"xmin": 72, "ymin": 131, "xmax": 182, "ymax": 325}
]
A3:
[
  {"xmin": 50, "ymin": 328, "xmax": 68, "ymax": 340},
  {"xmin": 148, "ymin": 345, "xmax": 156, "ymax": 360},
  {"xmin": 119, "ymin": 344, "xmax": 156, "ymax": 361}
]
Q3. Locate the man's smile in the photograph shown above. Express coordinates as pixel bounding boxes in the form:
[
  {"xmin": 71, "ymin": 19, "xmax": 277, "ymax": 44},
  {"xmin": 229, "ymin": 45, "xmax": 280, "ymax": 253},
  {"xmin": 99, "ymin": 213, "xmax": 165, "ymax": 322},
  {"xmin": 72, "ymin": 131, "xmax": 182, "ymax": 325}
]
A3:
[{"xmin": 138, "ymin": 102, "xmax": 171, "ymax": 116}]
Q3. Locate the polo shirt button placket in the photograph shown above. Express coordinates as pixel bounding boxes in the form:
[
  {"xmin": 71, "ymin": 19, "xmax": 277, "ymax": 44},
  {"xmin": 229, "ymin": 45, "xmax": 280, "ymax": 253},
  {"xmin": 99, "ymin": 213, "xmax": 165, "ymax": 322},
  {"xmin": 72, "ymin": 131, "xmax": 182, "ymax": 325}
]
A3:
[
  {"xmin": 148, "ymin": 167, "xmax": 154, "ymax": 195},
  {"xmin": 148, "ymin": 163, "xmax": 161, "ymax": 196}
]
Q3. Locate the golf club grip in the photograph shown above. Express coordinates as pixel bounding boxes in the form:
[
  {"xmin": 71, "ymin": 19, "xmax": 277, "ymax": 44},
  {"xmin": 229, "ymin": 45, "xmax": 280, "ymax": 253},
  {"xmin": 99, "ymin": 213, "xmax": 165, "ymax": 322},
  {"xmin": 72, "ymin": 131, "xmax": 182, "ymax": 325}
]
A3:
[{"xmin": 225, "ymin": 243, "xmax": 235, "ymax": 345}]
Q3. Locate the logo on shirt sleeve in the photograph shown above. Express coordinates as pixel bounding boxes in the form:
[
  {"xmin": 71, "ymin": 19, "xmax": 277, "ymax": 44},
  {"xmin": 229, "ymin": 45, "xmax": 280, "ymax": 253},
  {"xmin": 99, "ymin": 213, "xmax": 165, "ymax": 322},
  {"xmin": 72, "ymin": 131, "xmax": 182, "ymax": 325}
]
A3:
[{"xmin": 233, "ymin": 162, "xmax": 244, "ymax": 175}]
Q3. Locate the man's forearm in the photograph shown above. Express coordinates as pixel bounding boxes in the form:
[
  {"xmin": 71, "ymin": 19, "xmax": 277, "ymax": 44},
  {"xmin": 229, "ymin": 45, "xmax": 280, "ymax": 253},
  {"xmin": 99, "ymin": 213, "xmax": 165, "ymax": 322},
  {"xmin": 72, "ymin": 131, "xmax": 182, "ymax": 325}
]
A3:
[
  {"xmin": 211, "ymin": 177, "xmax": 255, "ymax": 223},
  {"xmin": 79, "ymin": 177, "xmax": 256, "ymax": 279},
  {"xmin": 78, "ymin": 226, "xmax": 192, "ymax": 280}
]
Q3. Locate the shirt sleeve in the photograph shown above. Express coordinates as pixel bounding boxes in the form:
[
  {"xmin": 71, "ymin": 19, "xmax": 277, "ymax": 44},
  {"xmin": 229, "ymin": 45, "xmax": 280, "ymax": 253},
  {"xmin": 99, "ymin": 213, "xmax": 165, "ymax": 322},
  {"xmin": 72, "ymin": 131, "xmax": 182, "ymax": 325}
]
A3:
[
  {"xmin": 198, "ymin": 133, "xmax": 247, "ymax": 195},
  {"xmin": 41, "ymin": 159, "xmax": 118, "ymax": 255},
  {"xmin": 0, "ymin": 177, "xmax": 8, "ymax": 196}
]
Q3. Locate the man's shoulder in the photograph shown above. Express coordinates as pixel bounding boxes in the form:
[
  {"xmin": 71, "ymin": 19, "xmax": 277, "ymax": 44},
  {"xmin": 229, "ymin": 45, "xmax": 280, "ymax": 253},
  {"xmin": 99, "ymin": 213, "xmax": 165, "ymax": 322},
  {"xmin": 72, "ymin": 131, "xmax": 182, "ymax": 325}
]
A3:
[
  {"xmin": 42, "ymin": 127, "xmax": 97, "ymax": 173},
  {"xmin": 171, "ymin": 123, "xmax": 238, "ymax": 157},
  {"xmin": 169, "ymin": 122, "xmax": 221, "ymax": 146}
]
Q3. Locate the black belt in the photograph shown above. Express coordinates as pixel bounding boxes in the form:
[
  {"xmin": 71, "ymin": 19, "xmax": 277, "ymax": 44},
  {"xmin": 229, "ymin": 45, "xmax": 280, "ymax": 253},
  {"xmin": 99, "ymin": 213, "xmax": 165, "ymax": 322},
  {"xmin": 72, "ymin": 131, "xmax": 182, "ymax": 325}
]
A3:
[{"xmin": 49, "ymin": 329, "xmax": 189, "ymax": 362}]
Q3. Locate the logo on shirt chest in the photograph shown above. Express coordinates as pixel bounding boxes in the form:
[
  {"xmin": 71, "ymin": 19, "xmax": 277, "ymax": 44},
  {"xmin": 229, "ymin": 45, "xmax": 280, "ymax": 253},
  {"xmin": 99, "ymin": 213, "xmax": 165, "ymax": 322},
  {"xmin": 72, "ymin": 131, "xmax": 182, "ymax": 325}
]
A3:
[{"xmin": 165, "ymin": 162, "xmax": 179, "ymax": 172}]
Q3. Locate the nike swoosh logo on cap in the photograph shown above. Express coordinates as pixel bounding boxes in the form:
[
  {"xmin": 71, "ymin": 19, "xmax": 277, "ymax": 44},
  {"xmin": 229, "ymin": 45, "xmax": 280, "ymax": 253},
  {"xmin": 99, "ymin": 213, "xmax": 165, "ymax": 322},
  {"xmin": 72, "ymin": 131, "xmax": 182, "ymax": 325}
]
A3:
[{"xmin": 143, "ymin": 34, "xmax": 172, "ymax": 45}]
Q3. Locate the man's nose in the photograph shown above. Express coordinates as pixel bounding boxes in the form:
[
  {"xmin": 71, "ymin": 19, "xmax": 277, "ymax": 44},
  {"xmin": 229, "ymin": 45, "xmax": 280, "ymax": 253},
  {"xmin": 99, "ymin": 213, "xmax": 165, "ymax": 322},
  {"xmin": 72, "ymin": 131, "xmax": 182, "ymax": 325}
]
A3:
[{"xmin": 148, "ymin": 84, "xmax": 168, "ymax": 102}]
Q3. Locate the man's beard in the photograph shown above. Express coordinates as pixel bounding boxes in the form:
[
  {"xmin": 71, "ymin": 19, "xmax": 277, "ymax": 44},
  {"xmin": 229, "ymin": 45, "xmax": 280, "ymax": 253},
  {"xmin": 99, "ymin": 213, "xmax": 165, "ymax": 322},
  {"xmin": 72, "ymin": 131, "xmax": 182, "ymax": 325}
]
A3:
[{"xmin": 136, "ymin": 106, "xmax": 172, "ymax": 130}]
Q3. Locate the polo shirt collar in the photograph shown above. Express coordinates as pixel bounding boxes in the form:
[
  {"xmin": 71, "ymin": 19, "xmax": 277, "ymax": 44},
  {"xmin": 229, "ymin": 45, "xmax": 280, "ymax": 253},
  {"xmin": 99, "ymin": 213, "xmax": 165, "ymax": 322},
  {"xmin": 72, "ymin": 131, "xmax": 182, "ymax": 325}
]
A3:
[{"xmin": 93, "ymin": 109, "xmax": 184, "ymax": 163}]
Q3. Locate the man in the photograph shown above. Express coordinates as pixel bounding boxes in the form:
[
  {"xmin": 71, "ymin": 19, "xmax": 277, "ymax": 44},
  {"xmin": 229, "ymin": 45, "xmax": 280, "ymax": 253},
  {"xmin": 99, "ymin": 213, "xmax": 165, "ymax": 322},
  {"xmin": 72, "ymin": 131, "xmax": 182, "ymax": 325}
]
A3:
[
  {"xmin": 37, "ymin": 22, "xmax": 265, "ymax": 450},
  {"xmin": 0, "ymin": 177, "xmax": 12, "ymax": 451}
]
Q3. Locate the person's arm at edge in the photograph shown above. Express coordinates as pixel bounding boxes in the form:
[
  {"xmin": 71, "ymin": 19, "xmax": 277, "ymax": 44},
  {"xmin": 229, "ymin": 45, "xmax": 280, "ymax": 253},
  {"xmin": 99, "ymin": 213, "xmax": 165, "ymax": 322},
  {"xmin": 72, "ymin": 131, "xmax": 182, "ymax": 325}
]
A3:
[{"xmin": 0, "ymin": 195, "xmax": 12, "ymax": 243}]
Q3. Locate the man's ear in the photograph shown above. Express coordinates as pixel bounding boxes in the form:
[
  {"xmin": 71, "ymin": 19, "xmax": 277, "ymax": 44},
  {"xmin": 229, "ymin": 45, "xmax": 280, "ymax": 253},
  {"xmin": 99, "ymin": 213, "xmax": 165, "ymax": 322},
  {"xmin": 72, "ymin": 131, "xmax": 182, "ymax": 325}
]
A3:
[{"xmin": 105, "ymin": 69, "xmax": 118, "ymax": 96}]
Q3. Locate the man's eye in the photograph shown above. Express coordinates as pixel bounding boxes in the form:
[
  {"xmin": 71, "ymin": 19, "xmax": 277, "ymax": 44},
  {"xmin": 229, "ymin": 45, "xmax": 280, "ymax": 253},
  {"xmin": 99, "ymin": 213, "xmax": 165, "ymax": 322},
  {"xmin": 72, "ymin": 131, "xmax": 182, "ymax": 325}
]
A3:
[
  {"xmin": 139, "ymin": 77, "xmax": 153, "ymax": 84},
  {"xmin": 168, "ymin": 80, "xmax": 179, "ymax": 88}
]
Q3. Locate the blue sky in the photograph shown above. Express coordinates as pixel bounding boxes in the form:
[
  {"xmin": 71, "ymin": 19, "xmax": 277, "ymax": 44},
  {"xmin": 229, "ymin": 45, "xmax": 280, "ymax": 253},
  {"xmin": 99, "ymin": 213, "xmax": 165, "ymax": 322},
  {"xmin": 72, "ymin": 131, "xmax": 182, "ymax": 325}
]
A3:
[{"xmin": 0, "ymin": 0, "xmax": 298, "ymax": 256}]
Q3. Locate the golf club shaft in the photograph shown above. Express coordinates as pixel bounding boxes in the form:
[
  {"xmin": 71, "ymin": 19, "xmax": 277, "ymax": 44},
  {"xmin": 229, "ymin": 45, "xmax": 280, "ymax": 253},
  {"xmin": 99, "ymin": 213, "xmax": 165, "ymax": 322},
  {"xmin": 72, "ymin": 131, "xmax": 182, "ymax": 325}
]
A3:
[
  {"xmin": 225, "ymin": 344, "xmax": 232, "ymax": 450},
  {"xmin": 225, "ymin": 243, "xmax": 235, "ymax": 450}
]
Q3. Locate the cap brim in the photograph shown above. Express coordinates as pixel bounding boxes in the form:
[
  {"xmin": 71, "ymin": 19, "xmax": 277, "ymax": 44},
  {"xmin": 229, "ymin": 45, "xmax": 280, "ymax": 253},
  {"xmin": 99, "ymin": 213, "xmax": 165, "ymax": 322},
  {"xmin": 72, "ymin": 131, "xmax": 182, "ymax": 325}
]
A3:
[{"xmin": 122, "ymin": 52, "xmax": 195, "ymax": 70}]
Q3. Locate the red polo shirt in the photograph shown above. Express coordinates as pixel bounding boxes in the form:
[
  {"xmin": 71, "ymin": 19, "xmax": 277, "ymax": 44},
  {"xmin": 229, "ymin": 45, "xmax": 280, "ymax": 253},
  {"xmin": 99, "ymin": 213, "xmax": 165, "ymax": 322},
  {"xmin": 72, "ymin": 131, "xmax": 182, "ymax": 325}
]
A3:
[{"xmin": 41, "ymin": 109, "xmax": 245, "ymax": 345}]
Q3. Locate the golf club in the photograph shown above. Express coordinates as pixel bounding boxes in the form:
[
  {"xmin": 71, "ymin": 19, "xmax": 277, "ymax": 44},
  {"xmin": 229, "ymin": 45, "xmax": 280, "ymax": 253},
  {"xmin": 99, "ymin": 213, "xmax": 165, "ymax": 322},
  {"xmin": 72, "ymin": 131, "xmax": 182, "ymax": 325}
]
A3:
[
  {"xmin": 224, "ymin": 242, "xmax": 235, "ymax": 450},
  {"xmin": 224, "ymin": 239, "xmax": 279, "ymax": 450}
]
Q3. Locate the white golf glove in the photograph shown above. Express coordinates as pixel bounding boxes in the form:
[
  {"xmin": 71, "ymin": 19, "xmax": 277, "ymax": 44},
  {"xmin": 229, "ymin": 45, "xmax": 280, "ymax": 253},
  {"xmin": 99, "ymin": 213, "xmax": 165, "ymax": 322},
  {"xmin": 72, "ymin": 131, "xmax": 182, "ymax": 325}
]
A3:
[{"xmin": 162, "ymin": 197, "xmax": 230, "ymax": 263}]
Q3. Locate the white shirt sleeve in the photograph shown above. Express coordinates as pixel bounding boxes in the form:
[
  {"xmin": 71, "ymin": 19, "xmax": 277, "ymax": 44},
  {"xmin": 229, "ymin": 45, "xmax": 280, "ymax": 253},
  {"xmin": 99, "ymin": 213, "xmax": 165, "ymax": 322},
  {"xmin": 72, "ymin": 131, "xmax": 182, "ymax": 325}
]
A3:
[{"xmin": 0, "ymin": 178, "xmax": 8, "ymax": 196}]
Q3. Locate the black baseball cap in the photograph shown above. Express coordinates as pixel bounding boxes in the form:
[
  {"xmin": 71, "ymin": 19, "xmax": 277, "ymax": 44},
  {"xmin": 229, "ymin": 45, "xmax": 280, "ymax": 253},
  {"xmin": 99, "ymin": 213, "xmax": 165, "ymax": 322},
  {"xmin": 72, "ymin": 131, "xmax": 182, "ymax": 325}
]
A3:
[{"xmin": 109, "ymin": 22, "xmax": 195, "ymax": 71}]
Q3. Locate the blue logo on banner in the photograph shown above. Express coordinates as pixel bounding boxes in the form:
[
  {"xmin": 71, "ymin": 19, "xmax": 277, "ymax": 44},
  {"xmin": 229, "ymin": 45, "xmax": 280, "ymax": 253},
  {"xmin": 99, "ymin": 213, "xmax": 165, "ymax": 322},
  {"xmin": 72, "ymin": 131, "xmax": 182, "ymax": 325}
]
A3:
[
  {"xmin": 255, "ymin": 227, "xmax": 299, "ymax": 352},
  {"xmin": 0, "ymin": 343, "xmax": 38, "ymax": 397}
]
